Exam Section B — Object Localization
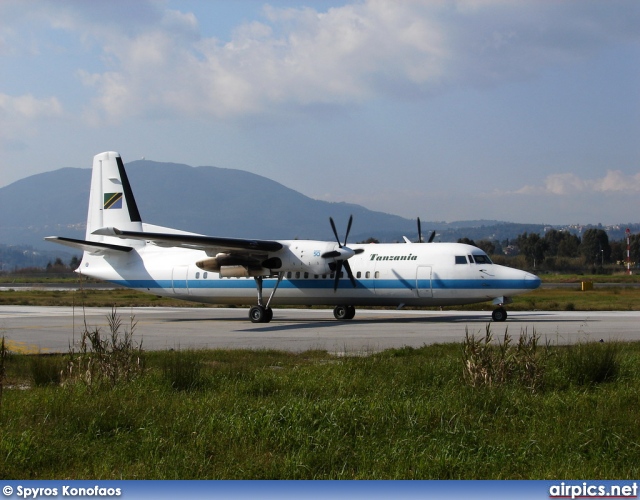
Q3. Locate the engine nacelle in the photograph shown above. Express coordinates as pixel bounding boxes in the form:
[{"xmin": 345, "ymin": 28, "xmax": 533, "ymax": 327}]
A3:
[{"xmin": 219, "ymin": 266, "xmax": 272, "ymax": 278}]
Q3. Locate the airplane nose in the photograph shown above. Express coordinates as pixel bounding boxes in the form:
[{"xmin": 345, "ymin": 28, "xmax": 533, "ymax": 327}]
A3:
[{"xmin": 524, "ymin": 272, "xmax": 541, "ymax": 290}]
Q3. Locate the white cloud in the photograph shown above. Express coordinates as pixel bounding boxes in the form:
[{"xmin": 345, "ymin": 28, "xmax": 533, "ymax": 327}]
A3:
[
  {"xmin": 3, "ymin": 0, "xmax": 639, "ymax": 123},
  {"xmin": 0, "ymin": 93, "xmax": 62, "ymax": 119},
  {"xmin": 516, "ymin": 170, "xmax": 640, "ymax": 196},
  {"xmin": 29, "ymin": 0, "xmax": 635, "ymax": 122},
  {"xmin": 0, "ymin": 93, "xmax": 64, "ymax": 139}
]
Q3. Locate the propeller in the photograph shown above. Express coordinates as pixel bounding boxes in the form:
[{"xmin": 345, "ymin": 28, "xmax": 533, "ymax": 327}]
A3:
[
  {"xmin": 417, "ymin": 217, "xmax": 436, "ymax": 243},
  {"xmin": 321, "ymin": 215, "xmax": 364, "ymax": 291}
]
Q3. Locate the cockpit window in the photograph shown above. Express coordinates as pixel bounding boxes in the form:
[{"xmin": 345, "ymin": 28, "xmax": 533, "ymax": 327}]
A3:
[
  {"xmin": 472, "ymin": 254, "xmax": 492, "ymax": 264},
  {"xmin": 455, "ymin": 256, "xmax": 467, "ymax": 264}
]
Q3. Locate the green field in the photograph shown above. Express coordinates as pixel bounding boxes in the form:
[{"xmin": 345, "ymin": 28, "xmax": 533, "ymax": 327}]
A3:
[
  {"xmin": 1, "ymin": 276, "xmax": 639, "ymax": 479},
  {"xmin": 0, "ymin": 331, "xmax": 639, "ymax": 479},
  {"xmin": 2, "ymin": 283, "xmax": 640, "ymax": 312}
]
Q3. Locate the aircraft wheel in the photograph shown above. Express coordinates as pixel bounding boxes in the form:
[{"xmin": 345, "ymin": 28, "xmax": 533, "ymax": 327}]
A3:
[
  {"xmin": 264, "ymin": 307, "xmax": 273, "ymax": 323},
  {"xmin": 345, "ymin": 305, "xmax": 356, "ymax": 320},
  {"xmin": 249, "ymin": 305, "xmax": 267, "ymax": 323},
  {"xmin": 333, "ymin": 305, "xmax": 355, "ymax": 321},
  {"xmin": 492, "ymin": 307, "xmax": 507, "ymax": 322}
]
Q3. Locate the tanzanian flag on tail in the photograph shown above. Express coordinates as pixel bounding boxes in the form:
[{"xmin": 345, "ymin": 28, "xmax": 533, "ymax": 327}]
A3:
[{"xmin": 104, "ymin": 192, "xmax": 123, "ymax": 209}]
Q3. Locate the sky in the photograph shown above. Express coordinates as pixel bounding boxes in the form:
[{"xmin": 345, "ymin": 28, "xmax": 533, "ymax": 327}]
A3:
[{"xmin": 1, "ymin": 0, "xmax": 639, "ymax": 225}]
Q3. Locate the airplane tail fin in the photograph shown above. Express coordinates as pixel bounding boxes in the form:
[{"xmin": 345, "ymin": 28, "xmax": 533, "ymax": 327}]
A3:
[{"xmin": 86, "ymin": 151, "xmax": 144, "ymax": 247}]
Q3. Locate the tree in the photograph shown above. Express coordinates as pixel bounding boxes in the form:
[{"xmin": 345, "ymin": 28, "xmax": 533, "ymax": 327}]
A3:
[
  {"xmin": 476, "ymin": 240, "xmax": 496, "ymax": 255},
  {"xmin": 69, "ymin": 255, "xmax": 81, "ymax": 269},
  {"xmin": 580, "ymin": 229, "xmax": 611, "ymax": 266},
  {"xmin": 543, "ymin": 229, "xmax": 580, "ymax": 258},
  {"xmin": 515, "ymin": 232, "xmax": 547, "ymax": 267},
  {"xmin": 457, "ymin": 237, "xmax": 476, "ymax": 247}
]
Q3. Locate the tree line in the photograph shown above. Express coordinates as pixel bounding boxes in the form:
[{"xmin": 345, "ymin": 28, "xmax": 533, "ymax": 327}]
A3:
[{"xmin": 461, "ymin": 229, "xmax": 640, "ymax": 273}]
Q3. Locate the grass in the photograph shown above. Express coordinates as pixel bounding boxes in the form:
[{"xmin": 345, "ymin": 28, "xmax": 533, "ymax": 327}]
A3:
[
  {"xmin": 0, "ymin": 332, "xmax": 638, "ymax": 479},
  {"xmin": 0, "ymin": 288, "xmax": 213, "ymax": 308},
  {"xmin": 3, "ymin": 285, "xmax": 640, "ymax": 311},
  {"xmin": 441, "ymin": 286, "xmax": 640, "ymax": 312}
]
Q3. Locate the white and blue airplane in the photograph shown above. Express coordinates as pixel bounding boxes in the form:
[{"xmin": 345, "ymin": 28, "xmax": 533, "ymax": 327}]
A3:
[{"xmin": 47, "ymin": 151, "xmax": 540, "ymax": 323}]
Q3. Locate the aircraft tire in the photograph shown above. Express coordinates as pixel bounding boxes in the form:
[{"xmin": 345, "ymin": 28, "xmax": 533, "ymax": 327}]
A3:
[
  {"xmin": 249, "ymin": 305, "xmax": 268, "ymax": 323},
  {"xmin": 333, "ymin": 305, "xmax": 355, "ymax": 321},
  {"xmin": 345, "ymin": 305, "xmax": 356, "ymax": 320},
  {"xmin": 492, "ymin": 307, "xmax": 507, "ymax": 322}
]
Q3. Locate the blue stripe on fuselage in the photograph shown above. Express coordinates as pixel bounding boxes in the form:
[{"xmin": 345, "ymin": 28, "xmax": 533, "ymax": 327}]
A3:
[{"xmin": 109, "ymin": 278, "xmax": 536, "ymax": 291}]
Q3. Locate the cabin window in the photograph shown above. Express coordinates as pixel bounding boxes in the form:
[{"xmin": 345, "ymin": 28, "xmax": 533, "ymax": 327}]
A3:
[
  {"xmin": 473, "ymin": 254, "xmax": 493, "ymax": 264},
  {"xmin": 203, "ymin": 272, "xmax": 208, "ymax": 279},
  {"xmin": 295, "ymin": 272, "xmax": 300, "ymax": 279},
  {"xmin": 365, "ymin": 271, "xmax": 370, "ymax": 279},
  {"xmin": 322, "ymin": 274, "xmax": 327, "ymax": 279},
  {"xmin": 356, "ymin": 271, "xmax": 361, "ymax": 279},
  {"xmin": 195, "ymin": 272, "xmax": 200, "ymax": 279},
  {"xmin": 455, "ymin": 256, "xmax": 467, "ymax": 264},
  {"xmin": 375, "ymin": 271, "xmax": 380, "ymax": 278},
  {"xmin": 304, "ymin": 272, "xmax": 309, "ymax": 279},
  {"xmin": 287, "ymin": 272, "xmax": 292, "ymax": 279}
]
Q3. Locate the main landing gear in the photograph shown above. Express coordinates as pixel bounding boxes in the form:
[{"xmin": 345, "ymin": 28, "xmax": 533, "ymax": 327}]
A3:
[
  {"xmin": 491, "ymin": 307, "xmax": 507, "ymax": 322},
  {"xmin": 249, "ymin": 305, "xmax": 273, "ymax": 323},
  {"xmin": 333, "ymin": 305, "xmax": 356, "ymax": 320},
  {"xmin": 249, "ymin": 273, "xmax": 283, "ymax": 323}
]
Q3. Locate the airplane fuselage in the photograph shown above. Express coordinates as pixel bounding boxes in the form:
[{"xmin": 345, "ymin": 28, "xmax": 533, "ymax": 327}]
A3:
[
  {"xmin": 48, "ymin": 151, "xmax": 540, "ymax": 323},
  {"xmin": 80, "ymin": 240, "xmax": 539, "ymax": 308}
]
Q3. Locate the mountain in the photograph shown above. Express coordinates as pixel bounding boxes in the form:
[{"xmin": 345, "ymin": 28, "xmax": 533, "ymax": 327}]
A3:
[
  {"xmin": 0, "ymin": 160, "xmax": 419, "ymax": 249},
  {"xmin": 1, "ymin": 160, "xmax": 636, "ymax": 261}
]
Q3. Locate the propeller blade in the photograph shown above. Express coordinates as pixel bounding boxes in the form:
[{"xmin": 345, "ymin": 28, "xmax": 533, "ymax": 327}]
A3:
[
  {"xmin": 344, "ymin": 215, "xmax": 353, "ymax": 246},
  {"xmin": 343, "ymin": 260, "xmax": 357, "ymax": 288},
  {"xmin": 428, "ymin": 230, "xmax": 436, "ymax": 243},
  {"xmin": 333, "ymin": 260, "xmax": 343, "ymax": 291},
  {"xmin": 329, "ymin": 217, "xmax": 341, "ymax": 247},
  {"xmin": 417, "ymin": 217, "xmax": 423, "ymax": 243},
  {"xmin": 321, "ymin": 250, "xmax": 341, "ymax": 259},
  {"xmin": 327, "ymin": 215, "xmax": 359, "ymax": 292}
]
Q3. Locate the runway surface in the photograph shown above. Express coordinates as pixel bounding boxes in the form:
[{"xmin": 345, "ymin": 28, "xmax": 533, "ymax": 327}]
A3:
[{"xmin": 1, "ymin": 306, "xmax": 638, "ymax": 354}]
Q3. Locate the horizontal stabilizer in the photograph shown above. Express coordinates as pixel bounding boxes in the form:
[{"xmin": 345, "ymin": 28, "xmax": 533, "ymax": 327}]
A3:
[
  {"xmin": 44, "ymin": 236, "xmax": 133, "ymax": 254},
  {"xmin": 92, "ymin": 227, "xmax": 283, "ymax": 253}
]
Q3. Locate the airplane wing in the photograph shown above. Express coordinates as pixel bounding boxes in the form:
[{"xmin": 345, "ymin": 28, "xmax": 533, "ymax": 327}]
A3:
[
  {"xmin": 92, "ymin": 227, "xmax": 283, "ymax": 254},
  {"xmin": 44, "ymin": 236, "xmax": 133, "ymax": 254}
]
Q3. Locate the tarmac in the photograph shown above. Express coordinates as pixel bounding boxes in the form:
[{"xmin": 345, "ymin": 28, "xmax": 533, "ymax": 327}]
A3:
[{"xmin": 1, "ymin": 305, "xmax": 638, "ymax": 354}]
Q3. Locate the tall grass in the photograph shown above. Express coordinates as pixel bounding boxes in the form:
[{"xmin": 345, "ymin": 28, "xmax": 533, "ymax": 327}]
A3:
[
  {"xmin": 0, "ymin": 338, "xmax": 638, "ymax": 479},
  {"xmin": 66, "ymin": 307, "xmax": 144, "ymax": 388},
  {"xmin": 29, "ymin": 355, "xmax": 64, "ymax": 387},
  {"xmin": 462, "ymin": 325, "xmax": 549, "ymax": 392},
  {"xmin": 161, "ymin": 349, "xmax": 204, "ymax": 391},
  {"xmin": 562, "ymin": 341, "xmax": 621, "ymax": 386},
  {"xmin": 0, "ymin": 336, "xmax": 5, "ymax": 409}
]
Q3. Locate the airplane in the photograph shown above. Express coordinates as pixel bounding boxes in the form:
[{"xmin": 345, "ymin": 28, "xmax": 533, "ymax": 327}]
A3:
[{"xmin": 46, "ymin": 151, "xmax": 541, "ymax": 323}]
